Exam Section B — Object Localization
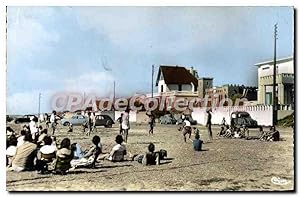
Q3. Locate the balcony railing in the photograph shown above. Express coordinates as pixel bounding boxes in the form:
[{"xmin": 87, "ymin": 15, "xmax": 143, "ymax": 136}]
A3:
[
  {"xmin": 146, "ymin": 90, "xmax": 198, "ymax": 98},
  {"xmin": 260, "ymin": 73, "xmax": 294, "ymax": 84}
]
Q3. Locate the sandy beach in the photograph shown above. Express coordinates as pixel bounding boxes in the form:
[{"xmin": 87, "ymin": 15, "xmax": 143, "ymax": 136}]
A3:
[{"xmin": 6, "ymin": 122, "xmax": 294, "ymax": 191}]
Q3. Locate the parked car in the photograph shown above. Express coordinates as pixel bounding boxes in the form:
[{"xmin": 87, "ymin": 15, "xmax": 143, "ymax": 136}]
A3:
[
  {"xmin": 61, "ymin": 115, "xmax": 88, "ymax": 126},
  {"xmin": 160, "ymin": 114, "xmax": 177, "ymax": 124},
  {"xmin": 14, "ymin": 115, "xmax": 37, "ymax": 124},
  {"xmin": 230, "ymin": 111, "xmax": 259, "ymax": 129},
  {"xmin": 94, "ymin": 115, "xmax": 114, "ymax": 128},
  {"xmin": 6, "ymin": 115, "xmax": 14, "ymax": 123}
]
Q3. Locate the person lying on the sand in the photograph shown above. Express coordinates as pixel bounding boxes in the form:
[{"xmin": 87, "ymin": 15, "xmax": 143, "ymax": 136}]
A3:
[{"xmin": 70, "ymin": 135, "xmax": 101, "ymax": 169}]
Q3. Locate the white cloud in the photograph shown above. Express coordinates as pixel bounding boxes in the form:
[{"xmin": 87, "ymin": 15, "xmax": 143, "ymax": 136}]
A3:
[
  {"xmin": 73, "ymin": 7, "xmax": 246, "ymax": 55},
  {"xmin": 7, "ymin": 90, "xmax": 54, "ymax": 115},
  {"xmin": 7, "ymin": 7, "xmax": 60, "ymax": 60},
  {"xmin": 64, "ymin": 71, "xmax": 115, "ymax": 97}
]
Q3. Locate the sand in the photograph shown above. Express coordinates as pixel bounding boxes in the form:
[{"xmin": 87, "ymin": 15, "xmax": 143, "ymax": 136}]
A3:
[{"xmin": 6, "ymin": 122, "xmax": 294, "ymax": 191}]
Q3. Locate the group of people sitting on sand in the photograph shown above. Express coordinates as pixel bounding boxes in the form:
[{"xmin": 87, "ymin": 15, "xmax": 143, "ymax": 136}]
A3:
[
  {"xmin": 6, "ymin": 120, "xmax": 168, "ymax": 175},
  {"xmin": 217, "ymin": 125, "xmax": 247, "ymax": 139},
  {"xmin": 217, "ymin": 121, "xmax": 280, "ymax": 142}
]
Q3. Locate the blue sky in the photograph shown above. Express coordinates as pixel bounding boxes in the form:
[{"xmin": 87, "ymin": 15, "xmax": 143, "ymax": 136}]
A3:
[{"xmin": 6, "ymin": 6, "xmax": 294, "ymax": 114}]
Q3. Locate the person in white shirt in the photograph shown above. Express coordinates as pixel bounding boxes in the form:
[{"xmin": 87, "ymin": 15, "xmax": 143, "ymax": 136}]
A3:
[
  {"xmin": 6, "ymin": 136, "xmax": 18, "ymax": 167},
  {"xmin": 37, "ymin": 129, "xmax": 48, "ymax": 146},
  {"xmin": 183, "ymin": 118, "xmax": 192, "ymax": 143},
  {"xmin": 36, "ymin": 136, "xmax": 57, "ymax": 174},
  {"xmin": 108, "ymin": 135, "xmax": 127, "ymax": 161},
  {"xmin": 50, "ymin": 110, "xmax": 57, "ymax": 135},
  {"xmin": 91, "ymin": 112, "xmax": 96, "ymax": 132},
  {"xmin": 17, "ymin": 130, "xmax": 26, "ymax": 147},
  {"xmin": 29, "ymin": 116, "xmax": 38, "ymax": 137},
  {"xmin": 121, "ymin": 109, "xmax": 130, "ymax": 143}
]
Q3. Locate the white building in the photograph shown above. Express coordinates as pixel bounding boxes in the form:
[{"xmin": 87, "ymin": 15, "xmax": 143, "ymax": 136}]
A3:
[
  {"xmin": 255, "ymin": 57, "xmax": 294, "ymax": 106},
  {"xmin": 156, "ymin": 65, "xmax": 198, "ymax": 93}
]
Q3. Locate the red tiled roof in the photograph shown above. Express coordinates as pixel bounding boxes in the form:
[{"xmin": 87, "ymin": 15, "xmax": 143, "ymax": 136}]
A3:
[{"xmin": 156, "ymin": 65, "xmax": 198, "ymax": 87}]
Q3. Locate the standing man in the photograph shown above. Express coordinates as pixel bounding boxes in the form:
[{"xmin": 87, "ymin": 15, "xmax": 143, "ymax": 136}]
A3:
[
  {"xmin": 91, "ymin": 112, "xmax": 96, "ymax": 133},
  {"xmin": 146, "ymin": 111, "xmax": 155, "ymax": 136},
  {"xmin": 50, "ymin": 111, "xmax": 58, "ymax": 135},
  {"xmin": 86, "ymin": 112, "xmax": 92, "ymax": 136},
  {"xmin": 221, "ymin": 117, "xmax": 227, "ymax": 126},
  {"xmin": 122, "ymin": 108, "xmax": 130, "ymax": 143},
  {"xmin": 29, "ymin": 116, "xmax": 38, "ymax": 140},
  {"xmin": 206, "ymin": 110, "xmax": 213, "ymax": 141},
  {"xmin": 117, "ymin": 113, "xmax": 124, "ymax": 135}
]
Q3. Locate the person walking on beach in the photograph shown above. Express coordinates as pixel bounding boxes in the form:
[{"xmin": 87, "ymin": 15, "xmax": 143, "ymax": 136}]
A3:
[
  {"xmin": 146, "ymin": 111, "xmax": 155, "ymax": 135},
  {"xmin": 91, "ymin": 112, "xmax": 96, "ymax": 133},
  {"xmin": 206, "ymin": 110, "xmax": 213, "ymax": 141},
  {"xmin": 117, "ymin": 113, "xmax": 124, "ymax": 135},
  {"xmin": 122, "ymin": 109, "xmax": 130, "ymax": 143}
]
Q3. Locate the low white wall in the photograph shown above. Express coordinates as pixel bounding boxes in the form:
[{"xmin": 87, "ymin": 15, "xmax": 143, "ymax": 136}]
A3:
[
  {"xmin": 192, "ymin": 105, "xmax": 274, "ymax": 126},
  {"xmin": 278, "ymin": 110, "xmax": 293, "ymax": 120},
  {"xmin": 114, "ymin": 111, "xmax": 137, "ymax": 122}
]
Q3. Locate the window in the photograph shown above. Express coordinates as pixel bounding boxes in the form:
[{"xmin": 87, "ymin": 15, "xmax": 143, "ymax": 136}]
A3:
[
  {"xmin": 265, "ymin": 92, "xmax": 272, "ymax": 105},
  {"xmin": 262, "ymin": 67, "xmax": 270, "ymax": 70},
  {"xmin": 178, "ymin": 84, "xmax": 182, "ymax": 91},
  {"xmin": 161, "ymin": 85, "xmax": 164, "ymax": 92}
]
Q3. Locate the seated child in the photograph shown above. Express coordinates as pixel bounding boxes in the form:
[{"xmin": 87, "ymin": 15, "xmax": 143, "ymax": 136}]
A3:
[
  {"xmin": 233, "ymin": 128, "xmax": 242, "ymax": 138},
  {"xmin": 54, "ymin": 138, "xmax": 73, "ymax": 175},
  {"xmin": 218, "ymin": 126, "xmax": 226, "ymax": 137},
  {"xmin": 17, "ymin": 130, "xmax": 26, "ymax": 147},
  {"xmin": 224, "ymin": 125, "xmax": 232, "ymax": 138},
  {"xmin": 132, "ymin": 143, "xmax": 160, "ymax": 165},
  {"xmin": 193, "ymin": 134, "xmax": 203, "ymax": 151},
  {"xmin": 68, "ymin": 124, "xmax": 73, "ymax": 133},
  {"xmin": 36, "ymin": 136, "xmax": 57, "ymax": 174},
  {"xmin": 37, "ymin": 129, "xmax": 48, "ymax": 147}
]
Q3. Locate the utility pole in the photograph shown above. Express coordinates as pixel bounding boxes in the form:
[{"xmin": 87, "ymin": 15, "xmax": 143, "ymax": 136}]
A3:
[
  {"xmin": 113, "ymin": 80, "xmax": 116, "ymax": 111},
  {"xmin": 272, "ymin": 23, "xmax": 278, "ymax": 127},
  {"xmin": 152, "ymin": 64, "xmax": 154, "ymax": 98},
  {"xmin": 38, "ymin": 93, "xmax": 41, "ymax": 125}
]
